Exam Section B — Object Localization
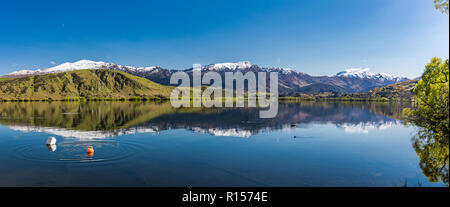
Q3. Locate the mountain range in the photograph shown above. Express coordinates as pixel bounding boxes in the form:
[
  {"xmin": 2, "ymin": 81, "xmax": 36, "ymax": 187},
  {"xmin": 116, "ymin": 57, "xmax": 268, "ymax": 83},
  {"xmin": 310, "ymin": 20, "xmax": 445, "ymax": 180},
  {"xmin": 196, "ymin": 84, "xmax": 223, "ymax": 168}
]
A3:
[{"xmin": 2, "ymin": 60, "xmax": 409, "ymax": 95}]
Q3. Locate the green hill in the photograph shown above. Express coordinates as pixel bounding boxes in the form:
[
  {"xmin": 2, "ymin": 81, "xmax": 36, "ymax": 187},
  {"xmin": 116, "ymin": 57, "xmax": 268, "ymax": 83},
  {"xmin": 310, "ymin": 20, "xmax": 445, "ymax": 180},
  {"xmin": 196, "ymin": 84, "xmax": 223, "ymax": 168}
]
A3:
[
  {"xmin": 367, "ymin": 80, "xmax": 418, "ymax": 100},
  {"xmin": 297, "ymin": 83, "xmax": 346, "ymax": 94},
  {"xmin": 0, "ymin": 69, "xmax": 173, "ymax": 101},
  {"xmin": 281, "ymin": 80, "xmax": 419, "ymax": 102},
  {"xmin": 325, "ymin": 80, "xmax": 419, "ymax": 101}
]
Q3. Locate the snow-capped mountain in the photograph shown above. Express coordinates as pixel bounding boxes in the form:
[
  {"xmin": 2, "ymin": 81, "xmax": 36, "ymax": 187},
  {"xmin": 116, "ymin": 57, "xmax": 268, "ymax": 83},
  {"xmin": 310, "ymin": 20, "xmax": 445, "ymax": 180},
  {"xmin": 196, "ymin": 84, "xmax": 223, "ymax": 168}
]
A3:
[
  {"xmin": 2, "ymin": 60, "xmax": 409, "ymax": 94},
  {"xmin": 45, "ymin": 60, "xmax": 115, "ymax": 73},
  {"xmin": 7, "ymin": 69, "xmax": 42, "ymax": 76},
  {"xmin": 201, "ymin": 61, "xmax": 301, "ymax": 74},
  {"xmin": 4, "ymin": 60, "xmax": 160, "ymax": 77},
  {"xmin": 335, "ymin": 68, "xmax": 407, "ymax": 82},
  {"xmin": 204, "ymin": 61, "xmax": 253, "ymax": 71}
]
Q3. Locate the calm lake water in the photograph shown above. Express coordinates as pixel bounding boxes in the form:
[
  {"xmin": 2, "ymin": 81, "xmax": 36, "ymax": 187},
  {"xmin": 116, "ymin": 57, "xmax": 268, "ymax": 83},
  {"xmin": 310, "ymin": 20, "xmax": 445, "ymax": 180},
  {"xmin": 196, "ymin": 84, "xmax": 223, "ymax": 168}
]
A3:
[{"xmin": 0, "ymin": 101, "xmax": 445, "ymax": 186}]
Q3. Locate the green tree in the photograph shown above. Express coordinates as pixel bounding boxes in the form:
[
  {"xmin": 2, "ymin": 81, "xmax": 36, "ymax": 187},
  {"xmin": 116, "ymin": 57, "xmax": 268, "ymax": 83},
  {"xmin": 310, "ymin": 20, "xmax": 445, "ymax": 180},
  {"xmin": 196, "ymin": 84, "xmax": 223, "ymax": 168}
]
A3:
[
  {"xmin": 404, "ymin": 57, "xmax": 449, "ymax": 185},
  {"xmin": 410, "ymin": 58, "xmax": 449, "ymax": 132},
  {"xmin": 434, "ymin": 0, "xmax": 449, "ymax": 14},
  {"xmin": 402, "ymin": 2, "xmax": 449, "ymax": 186}
]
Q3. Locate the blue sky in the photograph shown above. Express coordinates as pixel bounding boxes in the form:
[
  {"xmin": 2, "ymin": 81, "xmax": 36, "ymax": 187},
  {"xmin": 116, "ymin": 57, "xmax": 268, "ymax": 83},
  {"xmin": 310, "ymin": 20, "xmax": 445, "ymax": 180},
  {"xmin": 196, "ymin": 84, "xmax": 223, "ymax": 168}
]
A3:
[{"xmin": 0, "ymin": 0, "xmax": 448, "ymax": 78}]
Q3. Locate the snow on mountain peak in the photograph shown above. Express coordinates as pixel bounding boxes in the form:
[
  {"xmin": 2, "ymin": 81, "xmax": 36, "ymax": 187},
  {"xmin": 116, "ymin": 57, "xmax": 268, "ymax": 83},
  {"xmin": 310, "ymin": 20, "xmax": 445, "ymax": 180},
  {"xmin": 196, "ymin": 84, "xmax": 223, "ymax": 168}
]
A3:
[
  {"xmin": 44, "ymin": 60, "xmax": 111, "ymax": 73},
  {"xmin": 8, "ymin": 69, "xmax": 41, "ymax": 76},
  {"xmin": 5, "ymin": 60, "xmax": 159, "ymax": 76},
  {"xmin": 335, "ymin": 67, "xmax": 405, "ymax": 82},
  {"xmin": 280, "ymin": 67, "xmax": 295, "ymax": 74},
  {"xmin": 342, "ymin": 68, "xmax": 370, "ymax": 74},
  {"xmin": 206, "ymin": 61, "xmax": 252, "ymax": 70},
  {"xmin": 336, "ymin": 68, "xmax": 371, "ymax": 77}
]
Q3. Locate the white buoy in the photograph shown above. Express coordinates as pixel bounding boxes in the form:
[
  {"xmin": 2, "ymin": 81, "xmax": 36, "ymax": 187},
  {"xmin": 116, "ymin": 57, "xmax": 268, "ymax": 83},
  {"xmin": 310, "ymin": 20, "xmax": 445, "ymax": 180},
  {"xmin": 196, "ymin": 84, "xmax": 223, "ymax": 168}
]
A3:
[
  {"xmin": 46, "ymin": 136, "xmax": 56, "ymax": 145},
  {"xmin": 46, "ymin": 144, "xmax": 57, "ymax": 152}
]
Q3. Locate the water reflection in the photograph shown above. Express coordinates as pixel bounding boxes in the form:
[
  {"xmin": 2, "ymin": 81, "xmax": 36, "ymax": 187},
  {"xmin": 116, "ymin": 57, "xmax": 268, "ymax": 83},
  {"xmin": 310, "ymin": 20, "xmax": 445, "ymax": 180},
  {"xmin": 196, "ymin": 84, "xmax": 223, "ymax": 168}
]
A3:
[
  {"xmin": 337, "ymin": 121, "xmax": 399, "ymax": 134},
  {"xmin": 0, "ymin": 102, "xmax": 409, "ymax": 138},
  {"xmin": 46, "ymin": 144, "xmax": 56, "ymax": 152},
  {"xmin": 405, "ymin": 114, "xmax": 449, "ymax": 186},
  {"xmin": 0, "ymin": 101, "xmax": 446, "ymax": 186},
  {"xmin": 412, "ymin": 129, "xmax": 449, "ymax": 185}
]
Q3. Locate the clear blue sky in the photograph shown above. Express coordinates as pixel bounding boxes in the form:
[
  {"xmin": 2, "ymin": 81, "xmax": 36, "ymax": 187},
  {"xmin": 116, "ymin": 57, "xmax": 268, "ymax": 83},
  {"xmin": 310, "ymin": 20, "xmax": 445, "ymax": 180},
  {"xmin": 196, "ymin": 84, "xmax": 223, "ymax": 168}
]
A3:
[{"xmin": 0, "ymin": 0, "xmax": 448, "ymax": 78}]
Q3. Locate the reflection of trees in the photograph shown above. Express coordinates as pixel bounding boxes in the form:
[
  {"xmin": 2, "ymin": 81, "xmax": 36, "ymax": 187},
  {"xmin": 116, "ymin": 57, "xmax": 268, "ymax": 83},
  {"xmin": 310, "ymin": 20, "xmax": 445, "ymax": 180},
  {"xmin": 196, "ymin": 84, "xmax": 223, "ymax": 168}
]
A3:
[
  {"xmin": 0, "ymin": 102, "xmax": 183, "ymax": 131},
  {"xmin": 405, "ymin": 57, "xmax": 449, "ymax": 186},
  {"xmin": 0, "ymin": 101, "xmax": 408, "ymax": 135},
  {"xmin": 412, "ymin": 127, "xmax": 449, "ymax": 185}
]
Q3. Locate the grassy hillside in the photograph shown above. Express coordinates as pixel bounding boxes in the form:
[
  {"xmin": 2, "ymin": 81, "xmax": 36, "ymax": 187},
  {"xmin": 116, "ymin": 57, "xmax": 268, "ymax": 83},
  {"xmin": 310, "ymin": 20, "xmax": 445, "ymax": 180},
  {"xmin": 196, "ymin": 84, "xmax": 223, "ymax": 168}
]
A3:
[
  {"xmin": 297, "ymin": 83, "xmax": 346, "ymax": 94},
  {"xmin": 319, "ymin": 80, "xmax": 418, "ymax": 102},
  {"xmin": 0, "ymin": 69, "xmax": 173, "ymax": 101},
  {"xmin": 366, "ymin": 80, "xmax": 418, "ymax": 100},
  {"xmin": 280, "ymin": 80, "xmax": 419, "ymax": 102}
]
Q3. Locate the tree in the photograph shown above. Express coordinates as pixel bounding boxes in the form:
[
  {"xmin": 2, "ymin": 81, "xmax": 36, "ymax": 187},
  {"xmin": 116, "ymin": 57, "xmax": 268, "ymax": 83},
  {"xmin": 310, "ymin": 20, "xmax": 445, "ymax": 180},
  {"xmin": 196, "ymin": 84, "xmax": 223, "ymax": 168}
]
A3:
[
  {"xmin": 404, "ymin": 57, "xmax": 449, "ymax": 185},
  {"xmin": 401, "ymin": 0, "xmax": 450, "ymax": 187},
  {"xmin": 411, "ymin": 57, "xmax": 449, "ymax": 132},
  {"xmin": 434, "ymin": 0, "xmax": 449, "ymax": 14}
]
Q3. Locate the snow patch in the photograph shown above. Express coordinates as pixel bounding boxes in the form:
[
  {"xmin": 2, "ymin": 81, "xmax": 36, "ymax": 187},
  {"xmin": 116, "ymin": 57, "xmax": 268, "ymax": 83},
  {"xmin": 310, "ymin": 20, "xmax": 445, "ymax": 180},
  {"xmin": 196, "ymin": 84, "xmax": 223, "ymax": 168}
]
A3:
[
  {"xmin": 205, "ymin": 61, "xmax": 252, "ymax": 71},
  {"xmin": 335, "ymin": 68, "xmax": 406, "ymax": 82},
  {"xmin": 5, "ymin": 60, "xmax": 159, "ymax": 76}
]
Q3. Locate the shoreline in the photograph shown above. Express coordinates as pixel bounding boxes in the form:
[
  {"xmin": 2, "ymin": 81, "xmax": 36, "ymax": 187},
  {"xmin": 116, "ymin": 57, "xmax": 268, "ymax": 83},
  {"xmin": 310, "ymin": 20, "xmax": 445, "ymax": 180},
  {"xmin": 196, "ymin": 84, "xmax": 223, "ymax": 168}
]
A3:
[{"xmin": 0, "ymin": 97, "xmax": 413, "ymax": 103}]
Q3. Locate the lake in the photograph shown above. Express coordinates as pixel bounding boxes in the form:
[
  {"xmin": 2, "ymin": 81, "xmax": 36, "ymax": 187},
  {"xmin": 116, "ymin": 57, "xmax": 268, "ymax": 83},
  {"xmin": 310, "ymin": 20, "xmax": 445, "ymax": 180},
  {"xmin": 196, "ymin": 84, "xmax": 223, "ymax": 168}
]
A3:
[{"xmin": 0, "ymin": 101, "xmax": 445, "ymax": 186}]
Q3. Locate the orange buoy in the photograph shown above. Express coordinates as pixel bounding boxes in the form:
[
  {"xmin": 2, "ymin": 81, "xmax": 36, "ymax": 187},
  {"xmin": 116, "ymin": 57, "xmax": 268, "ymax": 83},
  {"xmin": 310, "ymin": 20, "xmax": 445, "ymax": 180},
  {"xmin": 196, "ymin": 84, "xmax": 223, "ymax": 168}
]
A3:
[
  {"xmin": 87, "ymin": 151, "xmax": 94, "ymax": 157},
  {"xmin": 87, "ymin": 146, "xmax": 94, "ymax": 153}
]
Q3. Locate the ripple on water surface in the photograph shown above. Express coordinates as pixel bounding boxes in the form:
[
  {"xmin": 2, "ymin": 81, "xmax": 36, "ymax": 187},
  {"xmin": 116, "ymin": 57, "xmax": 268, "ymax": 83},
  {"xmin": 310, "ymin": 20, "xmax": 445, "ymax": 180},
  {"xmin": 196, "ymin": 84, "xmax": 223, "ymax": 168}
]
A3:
[{"xmin": 11, "ymin": 138, "xmax": 145, "ymax": 165}]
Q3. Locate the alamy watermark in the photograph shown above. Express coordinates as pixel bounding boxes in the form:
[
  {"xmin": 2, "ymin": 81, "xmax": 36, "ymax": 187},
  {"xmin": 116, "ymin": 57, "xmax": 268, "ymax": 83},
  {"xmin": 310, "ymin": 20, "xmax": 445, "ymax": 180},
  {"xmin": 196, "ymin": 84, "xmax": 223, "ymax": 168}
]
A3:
[{"xmin": 170, "ymin": 64, "xmax": 278, "ymax": 118}]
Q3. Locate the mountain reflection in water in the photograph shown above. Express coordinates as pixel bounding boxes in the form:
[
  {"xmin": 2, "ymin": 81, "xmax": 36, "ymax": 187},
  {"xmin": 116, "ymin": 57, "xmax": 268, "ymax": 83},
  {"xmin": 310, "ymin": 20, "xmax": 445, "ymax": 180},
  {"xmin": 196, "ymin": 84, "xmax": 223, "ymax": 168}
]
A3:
[
  {"xmin": 0, "ymin": 101, "xmax": 409, "ymax": 139},
  {"xmin": 0, "ymin": 101, "xmax": 447, "ymax": 187}
]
